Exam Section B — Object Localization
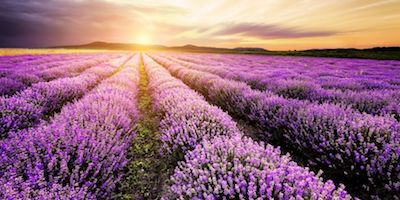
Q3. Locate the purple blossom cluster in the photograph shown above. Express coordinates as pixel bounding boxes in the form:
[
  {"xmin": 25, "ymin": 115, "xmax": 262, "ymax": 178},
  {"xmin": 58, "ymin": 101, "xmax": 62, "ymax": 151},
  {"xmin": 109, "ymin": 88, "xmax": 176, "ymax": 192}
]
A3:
[
  {"xmin": 159, "ymin": 53, "xmax": 400, "ymax": 120},
  {"xmin": 150, "ymin": 54, "xmax": 400, "ymax": 198},
  {"xmin": 143, "ymin": 54, "xmax": 350, "ymax": 199},
  {"xmin": 0, "ymin": 54, "xmax": 72, "ymax": 76},
  {"xmin": 0, "ymin": 53, "xmax": 125, "ymax": 96},
  {"xmin": 170, "ymin": 135, "xmax": 350, "ymax": 200},
  {"xmin": 0, "ymin": 53, "xmax": 75, "ymax": 66},
  {"xmin": 143, "ymin": 54, "xmax": 240, "ymax": 153},
  {"xmin": 0, "ymin": 55, "xmax": 131, "ymax": 139},
  {"xmin": 167, "ymin": 53, "xmax": 400, "ymax": 90},
  {"xmin": 0, "ymin": 53, "xmax": 119, "ymax": 75},
  {"xmin": 0, "ymin": 55, "xmax": 140, "ymax": 199},
  {"xmin": 0, "ymin": 77, "xmax": 26, "ymax": 96},
  {"xmin": 37, "ymin": 54, "xmax": 119, "ymax": 81}
]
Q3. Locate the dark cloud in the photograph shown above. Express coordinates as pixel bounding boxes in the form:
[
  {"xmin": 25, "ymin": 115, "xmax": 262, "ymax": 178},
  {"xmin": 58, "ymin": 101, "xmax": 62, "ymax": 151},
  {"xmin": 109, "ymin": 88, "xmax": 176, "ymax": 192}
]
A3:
[
  {"xmin": 0, "ymin": 0, "xmax": 185, "ymax": 47},
  {"xmin": 209, "ymin": 22, "xmax": 337, "ymax": 39}
]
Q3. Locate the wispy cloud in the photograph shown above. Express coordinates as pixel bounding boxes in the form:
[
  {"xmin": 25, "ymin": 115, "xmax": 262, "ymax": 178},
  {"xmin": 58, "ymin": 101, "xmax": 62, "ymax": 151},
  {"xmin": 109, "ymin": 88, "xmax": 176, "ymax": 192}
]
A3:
[
  {"xmin": 348, "ymin": 0, "xmax": 396, "ymax": 12},
  {"xmin": 208, "ymin": 22, "xmax": 337, "ymax": 39}
]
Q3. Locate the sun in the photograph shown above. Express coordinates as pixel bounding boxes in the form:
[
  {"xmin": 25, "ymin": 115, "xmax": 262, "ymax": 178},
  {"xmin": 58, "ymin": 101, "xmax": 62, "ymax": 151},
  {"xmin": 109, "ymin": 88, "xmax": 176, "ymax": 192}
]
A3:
[{"xmin": 136, "ymin": 34, "xmax": 152, "ymax": 45}]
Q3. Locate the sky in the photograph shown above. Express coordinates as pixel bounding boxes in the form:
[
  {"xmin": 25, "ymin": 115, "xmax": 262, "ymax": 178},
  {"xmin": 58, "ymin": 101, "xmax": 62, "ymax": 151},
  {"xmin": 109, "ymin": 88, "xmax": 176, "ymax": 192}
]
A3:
[{"xmin": 1, "ymin": 0, "xmax": 400, "ymax": 50}]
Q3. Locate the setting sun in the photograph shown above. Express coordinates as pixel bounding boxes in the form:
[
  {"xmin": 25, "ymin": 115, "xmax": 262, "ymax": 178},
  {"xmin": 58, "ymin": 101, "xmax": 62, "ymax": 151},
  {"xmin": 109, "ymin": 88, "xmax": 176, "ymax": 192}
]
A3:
[{"xmin": 136, "ymin": 34, "xmax": 152, "ymax": 45}]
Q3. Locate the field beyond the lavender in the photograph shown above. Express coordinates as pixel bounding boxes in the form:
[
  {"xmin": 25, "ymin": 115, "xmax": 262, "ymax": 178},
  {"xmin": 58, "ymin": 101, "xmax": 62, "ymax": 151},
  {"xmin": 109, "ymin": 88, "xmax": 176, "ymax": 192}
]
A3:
[{"xmin": 0, "ymin": 51, "xmax": 399, "ymax": 200}]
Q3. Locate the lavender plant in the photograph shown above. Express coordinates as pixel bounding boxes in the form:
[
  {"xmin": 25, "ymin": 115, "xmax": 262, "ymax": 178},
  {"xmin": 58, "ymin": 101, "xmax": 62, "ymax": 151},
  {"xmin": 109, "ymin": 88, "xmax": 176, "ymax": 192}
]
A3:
[
  {"xmin": 144, "ymin": 54, "xmax": 350, "ymax": 199},
  {"xmin": 150, "ymin": 54, "xmax": 399, "ymax": 198},
  {"xmin": 0, "ymin": 55, "xmax": 140, "ymax": 199},
  {"xmin": 0, "ymin": 56, "xmax": 131, "ymax": 139},
  {"xmin": 169, "ymin": 135, "xmax": 350, "ymax": 200}
]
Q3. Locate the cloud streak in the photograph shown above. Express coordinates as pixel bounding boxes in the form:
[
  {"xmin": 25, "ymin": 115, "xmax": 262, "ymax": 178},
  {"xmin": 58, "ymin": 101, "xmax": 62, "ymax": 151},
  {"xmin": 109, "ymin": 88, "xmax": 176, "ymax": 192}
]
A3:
[{"xmin": 209, "ymin": 22, "xmax": 337, "ymax": 39}]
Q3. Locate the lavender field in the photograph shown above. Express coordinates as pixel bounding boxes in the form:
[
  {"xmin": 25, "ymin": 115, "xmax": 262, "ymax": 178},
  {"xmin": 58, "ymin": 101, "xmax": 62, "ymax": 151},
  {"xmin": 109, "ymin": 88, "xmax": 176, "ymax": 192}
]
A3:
[{"xmin": 0, "ymin": 52, "xmax": 399, "ymax": 199}]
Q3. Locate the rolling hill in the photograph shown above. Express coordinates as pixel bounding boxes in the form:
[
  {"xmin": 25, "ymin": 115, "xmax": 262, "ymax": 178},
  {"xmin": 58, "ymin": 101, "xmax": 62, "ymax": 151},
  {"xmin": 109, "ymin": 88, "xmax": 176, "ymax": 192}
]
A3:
[{"xmin": 55, "ymin": 42, "xmax": 400, "ymax": 60}]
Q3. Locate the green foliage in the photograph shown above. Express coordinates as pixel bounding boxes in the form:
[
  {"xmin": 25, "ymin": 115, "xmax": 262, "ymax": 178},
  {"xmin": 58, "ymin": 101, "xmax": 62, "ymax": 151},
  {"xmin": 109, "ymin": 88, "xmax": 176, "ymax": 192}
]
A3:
[{"xmin": 114, "ymin": 54, "xmax": 176, "ymax": 200}]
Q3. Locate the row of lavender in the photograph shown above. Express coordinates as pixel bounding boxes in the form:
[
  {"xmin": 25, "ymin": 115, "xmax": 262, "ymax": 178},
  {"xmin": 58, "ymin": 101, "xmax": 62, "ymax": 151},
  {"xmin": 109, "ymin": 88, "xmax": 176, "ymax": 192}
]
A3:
[
  {"xmin": 169, "ymin": 53, "xmax": 400, "ymax": 90},
  {"xmin": 0, "ymin": 54, "xmax": 140, "ymax": 199},
  {"xmin": 149, "ymin": 54, "xmax": 400, "ymax": 199},
  {"xmin": 0, "ymin": 53, "xmax": 93, "ymax": 66},
  {"xmin": 0, "ymin": 53, "xmax": 125, "ymax": 72},
  {"xmin": 0, "ymin": 53, "xmax": 126, "ymax": 96},
  {"xmin": 0, "ymin": 53, "xmax": 77, "ymax": 71},
  {"xmin": 162, "ymin": 53, "xmax": 400, "ymax": 121},
  {"xmin": 0, "ymin": 54, "xmax": 133, "ymax": 139},
  {"xmin": 0, "ymin": 53, "xmax": 128, "ymax": 78},
  {"xmin": 143, "ymin": 54, "xmax": 351, "ymax": 199}
]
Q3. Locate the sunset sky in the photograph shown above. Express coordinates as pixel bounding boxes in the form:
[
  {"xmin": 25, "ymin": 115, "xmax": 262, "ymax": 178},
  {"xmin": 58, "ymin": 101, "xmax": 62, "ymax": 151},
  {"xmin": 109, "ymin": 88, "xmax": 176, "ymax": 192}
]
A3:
[{"xmin": 1, "ymin": 0, "xmax": 400, "ymax": 50}]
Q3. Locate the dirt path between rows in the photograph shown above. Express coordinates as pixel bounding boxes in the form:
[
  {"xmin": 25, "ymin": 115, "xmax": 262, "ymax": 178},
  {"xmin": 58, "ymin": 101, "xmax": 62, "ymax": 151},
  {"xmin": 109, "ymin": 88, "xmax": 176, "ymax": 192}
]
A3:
[{"xmin": 114, "ymin": 54, "xmax": 175, "ymax": 200}]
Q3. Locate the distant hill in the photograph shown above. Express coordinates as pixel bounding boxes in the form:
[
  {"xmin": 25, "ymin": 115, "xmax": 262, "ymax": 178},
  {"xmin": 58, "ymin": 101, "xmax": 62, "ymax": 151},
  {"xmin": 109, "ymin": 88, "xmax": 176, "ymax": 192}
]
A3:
[
  {"xmin": 55, "ymin": 42, "xmax": 400, "ymax": 60},
  {"xmin": 306, "ymin": 47, "xmax": 400, "ymax": 52},
  {"xmin": 55, "ymin": 41, "xmax": 168, "ymax": 51},
  {"xmin": 276, "ymin": 47, "xmax": 400, "ymax": 60},
  {"xmin": 55, "ymin": 42, "xmax": 269, "ymax": 53}
]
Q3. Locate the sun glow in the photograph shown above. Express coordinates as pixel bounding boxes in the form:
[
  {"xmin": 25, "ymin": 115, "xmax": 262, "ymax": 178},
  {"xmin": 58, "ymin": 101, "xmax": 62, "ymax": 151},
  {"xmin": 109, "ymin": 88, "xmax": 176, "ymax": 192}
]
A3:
[{"xmin": 136, "ymin": 34, "xmax": 152, "ymax": 45}]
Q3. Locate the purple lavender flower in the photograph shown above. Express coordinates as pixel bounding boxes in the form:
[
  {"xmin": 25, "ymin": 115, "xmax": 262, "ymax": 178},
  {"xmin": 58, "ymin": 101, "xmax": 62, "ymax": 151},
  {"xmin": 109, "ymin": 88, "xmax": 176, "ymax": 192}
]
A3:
[
  {"xmin": 169, "ymin": 135, "xmax": 350, "ymax": 199},
  {"xmin": 143, "ymin": 54, "xmax": 240, "ymax": 153},
  {"xmin": 0, "ymin": 56, "xmax": 131, "ymax": 139},
  {"xmin": 0, "ymin": 55, "xmax": 140, "ymax": 199},
  {"xmin": 0, "ymin": 77, "xmax": 25, "ymax": 96},
  {"xmin": 150, "ymin": 53, "xmax": 399, "ymax": 198}
]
